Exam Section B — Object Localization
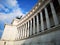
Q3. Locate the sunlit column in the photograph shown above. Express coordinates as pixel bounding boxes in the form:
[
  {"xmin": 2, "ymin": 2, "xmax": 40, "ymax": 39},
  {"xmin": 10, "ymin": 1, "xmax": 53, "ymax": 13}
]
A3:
[
  {"xmin": 27, "ymin": 21, "xmax": 29, "ymax": 37},
  {"xmin": 23, "ymin": 25, "xmax": 24, "ymax": 39},
  {"xmin": 20, "ymin": 27, "xmax": 22, "ymax": 39},
  {"xmin": 30, "ymin": 19, "xmax": 32, "ymax": 36},
  {"xmin": 44, "ymin": 7, "xmax": 50, "ymax": 29},
  {"xmin": 33, "ymin": 17, "xmax": 35, "ymax": 34},
  {"xmin": 24, "ymin": 24, "xmax": 26, "ymax": 38},
  {"xmin": 23, "ymin": 24, "xmax": 25, "ymax": 38},
  {"xmin": 17, "ymin": 29, "xmax": 19, "ymax": 40},
  {"xmin": 19, "ymin": 30, "xmax": 20, "ymax": 40},
  {"xmin": 40, "ymin": 12, "xmax": 44, "ymax": 31},
  {"xmin": 19, "ymin": 28, "xmax": 21, "ymax": 39},
  {"xmin": 21, "ymin": 26, "xmax": 23, "ymax": 39},
  {"xmin": 36, "ymin": 15, "xmax": 39, "ymax": 33},
  {"xmin": 22, "ymin": 25, "xmax": 24, "ymax": 39},
  {"xmin": 26, "ymin": 23, "xmax": 27, "ymax": 38},
  {"xmin": 17, "ymin": 27, "xmax": 20, "ymax": 40},
  {"xmin": 18, "ymin": 27, "xmax": 20, "ymax": 39},
  {"xmin": 50, "ymin": 1, "xmax": 59, "ymax": 25}
]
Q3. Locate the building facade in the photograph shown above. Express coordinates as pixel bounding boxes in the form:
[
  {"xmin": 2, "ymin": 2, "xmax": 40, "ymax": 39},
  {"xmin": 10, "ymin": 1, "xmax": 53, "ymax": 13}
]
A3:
[{"xmin": 0, "ymin": 0, "xmax": 60, "ymax": 45}]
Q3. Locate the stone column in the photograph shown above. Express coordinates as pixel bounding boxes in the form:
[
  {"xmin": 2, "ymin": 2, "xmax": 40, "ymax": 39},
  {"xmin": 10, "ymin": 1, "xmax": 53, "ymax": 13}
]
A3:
[
  {"xmin": 50, "ymin": 2, "xmax": 59, "ymax": 25},
  {"xmin": 26, "ymin": 23, "xmax": 27, "ymax": 38},
  {"xmin": 44, "ymin": 7, "xmax": 50, "ymax": 29},
  {"xmin": 27, "ymin": 22, "xmax": 29, "ymax": 37},
  {"xmin": 24, "ymin": 24, "xmax": 26, "ymax": 38},
  {"xmin": 24, "ymin": 24, "xmax": 25, "ymax": 38},
  {"xmin": 23, "ymin": 25, "xmax": 24, "ymax": 39},
  {"xmin": 17, "ymin": 30, "xmax": 19, "ymax": 40},
  {"xmin": 19, "ymin": 28, "xmax": 21, "ymax": 39},
  {"xmin": 30, "ymin": 19, "xmax": 32, "ymax": 36},
  {"xmin": 21, "ymin": 26, "xmax": 23, "ymax": 39},
  {"xmin": 22, "ymin": 25, "xmax": 24, "ymax": 39},
  {"xmin": 58, "ymin": 0, "xmax": 60, "ymax": 5},
  {"xmin": 33, "ymin": 17, "xmax": 35, "ymax": 34},
  {"xmin": 17, "ymin": 27, "xmax": 19, "ymax": 40},
  {"xmin": 40, "ymin": 12, "xmax": 44, "ymax": 31},
  {"xmin": 36, "ymin": 15, "xmax": 39, "ymax": 33},
  {"xmin": 18, "ymin": 27, "xmax": 20, "ymax": 39},
  {"xmin": 20, "ymin": 27, "xmax": 22, "ymax": 39},
  {"xmin": 19, "ymin": 30, "xmax": 20, "ymax": 40}
]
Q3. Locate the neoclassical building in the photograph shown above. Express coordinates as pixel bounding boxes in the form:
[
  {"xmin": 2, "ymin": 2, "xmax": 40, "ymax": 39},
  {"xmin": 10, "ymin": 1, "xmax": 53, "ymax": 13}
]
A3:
[{"xmin": 0, "ymin": 0, "xmax": 60, "ymax": 45}]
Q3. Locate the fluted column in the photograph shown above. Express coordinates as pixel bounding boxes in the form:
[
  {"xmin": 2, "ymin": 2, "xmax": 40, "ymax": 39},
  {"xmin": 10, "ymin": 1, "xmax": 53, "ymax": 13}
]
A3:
[
  {"xmin": 27, "ymin": 22, "xmax": 29, "ymax": 37},
  {"xmin": 22, "ymin": 25, "xmax": 24, "ymax": 39},
  {"xmin": 20, "ymin": 27, "xmax": 22, "ymax": 39},
  {"xmin": 44, "ymin": 7, "xmax": 50, "ymax": 29},
  {"xmin": 19, "ymin": 28, "xmax": 21, "ymax": 39},
  {"xmin": 30, "ymin": 19, "xmax": 32, "ymax": 36},
  {"xmin": 25, "ymin": 23, "xmax": 27, "ymax": 38},
  {"xmin": 33, "ymin": 17, "xmax": 35, "ymax": 34},
  {"xmin": 24, "ymin": 24, "xmax": 25, "ymax": 38},
  {"xmin": 40, "ymin": 12, "xmax": 44, "ymax": 31},
  {"xmin": 17, "ymin": 27, "xmax": 19, "ymax": 40},
  {"xmin": 24, "ymin": 24, "xmax": 26, "ymax": 38},
  {"xmin": 17, "ymin": 30, "xmax": 19, "ymax": 40},
  {"xmin": 36, "ymin": 15, "xmax": 39, "ymax": 33},
  {"xmin": 50, "ymin": 2, "xmax": 59, "ymax": 25},
  {"xmin": 23, "ymin": 25, "xmax": 24, "ymax": 39},
  {"xmin": 19, "ymin": 29, "xmax": 20, "ymax": 39},
  {"xmin": 21, "ymin": 26, "xmax": 23, "ymax": 39},
  {"xmin": 18, "ymin": 27, "xmax": 20, "ymax": 39}
]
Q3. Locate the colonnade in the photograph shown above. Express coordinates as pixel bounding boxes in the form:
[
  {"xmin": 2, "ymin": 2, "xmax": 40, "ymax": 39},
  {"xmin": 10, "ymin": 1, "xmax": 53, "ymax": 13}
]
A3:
[{"xmin": 17, "ymin": 0, "xmax": 60, "ymax": 40}]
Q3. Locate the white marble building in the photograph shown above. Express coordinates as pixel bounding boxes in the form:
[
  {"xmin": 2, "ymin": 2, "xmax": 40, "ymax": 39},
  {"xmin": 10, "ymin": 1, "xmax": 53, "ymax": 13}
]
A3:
[{"xmin": 0, "ymin": 0, "xmax": 60, "ymax": 45}]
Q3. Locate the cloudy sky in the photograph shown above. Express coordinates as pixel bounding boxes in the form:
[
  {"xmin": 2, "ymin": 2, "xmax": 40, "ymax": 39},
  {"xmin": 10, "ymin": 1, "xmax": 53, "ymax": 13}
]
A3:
[{"xmin": 0, "ymin": 0, "xmax": 38, "ymax": 37}]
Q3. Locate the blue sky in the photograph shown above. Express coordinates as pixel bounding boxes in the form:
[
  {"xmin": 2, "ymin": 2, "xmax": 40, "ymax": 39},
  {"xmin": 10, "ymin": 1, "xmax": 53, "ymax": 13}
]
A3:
[{"xmin": 0, "ymin": 0, "xmax": 38, "ymax": 38}]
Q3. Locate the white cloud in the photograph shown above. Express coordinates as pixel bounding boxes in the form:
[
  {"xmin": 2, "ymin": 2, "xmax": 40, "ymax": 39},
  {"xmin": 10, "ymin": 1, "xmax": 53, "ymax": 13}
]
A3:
[
  {"xmin": 0, "ymin": 4, "xmax": 5, "ymax": 10},
  {"xmin": 0, "ymin": 0, "xmax": 26, "ymax": 24},
  {"xmin": 0, "ymin": 8, "xmax": 25, "ymax": 24},
  {"xmin": 6, "ymin": 0, "xmax": 18, "ymax": 8}
]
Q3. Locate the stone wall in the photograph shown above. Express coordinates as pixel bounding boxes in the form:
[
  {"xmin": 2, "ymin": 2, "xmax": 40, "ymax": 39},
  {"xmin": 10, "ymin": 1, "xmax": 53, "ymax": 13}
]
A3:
[
  {"xmin": 0, "ymin": 41, "xmax": 4, "ymax": 45},
  {"xmin": 0, "ymin": 26, "xmax": 60, "ymax": 45},
  {"xmin": 1, "ymin": 25, "xmax": 18, "ymax": 40},
  {"xmin": 14, "ymin": 28, "xmax": 60, "ymax": 45}
]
